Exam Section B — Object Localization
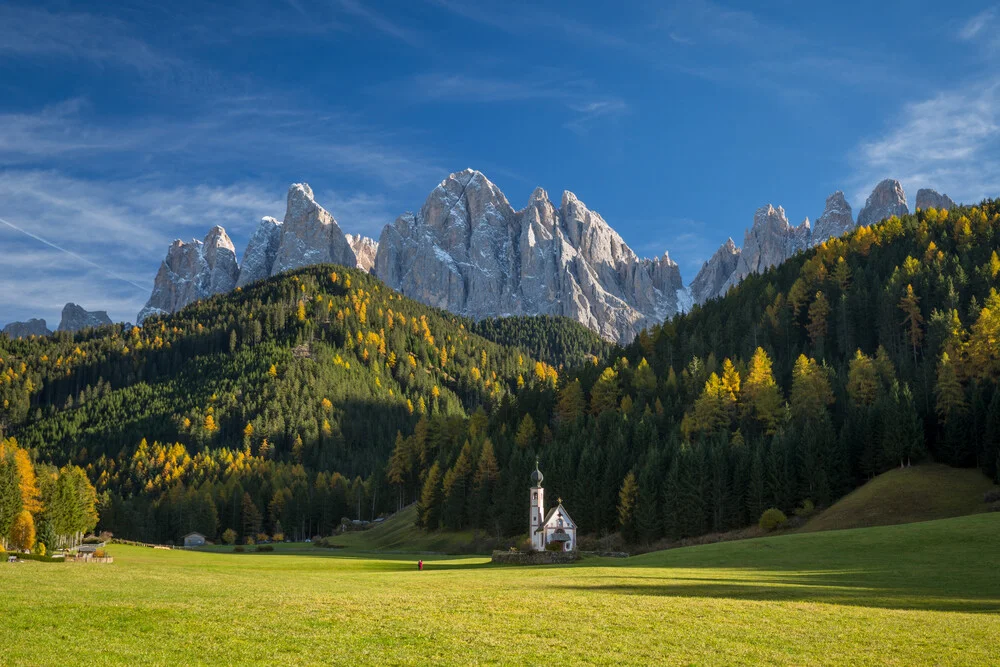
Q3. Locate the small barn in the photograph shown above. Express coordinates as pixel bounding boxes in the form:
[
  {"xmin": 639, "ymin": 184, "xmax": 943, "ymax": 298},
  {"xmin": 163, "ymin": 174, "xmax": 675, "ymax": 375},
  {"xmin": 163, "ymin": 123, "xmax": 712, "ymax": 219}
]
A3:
[{"xmin": 183, "ymin": 532, "xmax": 206, "ymax": 547}]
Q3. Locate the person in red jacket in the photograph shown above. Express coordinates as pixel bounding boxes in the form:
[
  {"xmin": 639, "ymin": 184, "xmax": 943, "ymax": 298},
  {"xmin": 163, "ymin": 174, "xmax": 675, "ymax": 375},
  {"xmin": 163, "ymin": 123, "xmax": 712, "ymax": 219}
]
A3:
[{"xmin": 418, "ymin": 560, "xmax": 423, "ymax": 571}]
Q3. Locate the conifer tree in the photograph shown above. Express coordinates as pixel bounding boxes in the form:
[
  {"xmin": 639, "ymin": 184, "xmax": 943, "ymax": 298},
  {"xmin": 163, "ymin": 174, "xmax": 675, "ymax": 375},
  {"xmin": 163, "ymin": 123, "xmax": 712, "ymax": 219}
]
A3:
[
  {"xmin": 898, "ymin": 284, "xmax": 924, "ymax": 365},
  {"xmin": 617, "ymin": 470, "xmax": 639, "ymax": 543},
  {"xmin": 417, "ymin": 462, "xmax": 443, "ymax": 530},
  {"xmin": 741, "ymin": 348, "xmax": 782, "ymax": 434},
  {"xmin": 935, "ymin": 352, "xmax": 967, "ymax": 422}
]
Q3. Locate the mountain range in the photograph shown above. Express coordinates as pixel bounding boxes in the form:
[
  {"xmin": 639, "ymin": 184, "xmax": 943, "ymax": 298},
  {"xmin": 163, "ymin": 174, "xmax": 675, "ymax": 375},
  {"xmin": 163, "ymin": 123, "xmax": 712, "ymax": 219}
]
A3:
[
  {"xmin": 2, "ymin": 302, "xmax": 113, "ymax": 338},
  {"xmin": 2, "ymin": 171, "xmax": 959, "ymax": 343}
]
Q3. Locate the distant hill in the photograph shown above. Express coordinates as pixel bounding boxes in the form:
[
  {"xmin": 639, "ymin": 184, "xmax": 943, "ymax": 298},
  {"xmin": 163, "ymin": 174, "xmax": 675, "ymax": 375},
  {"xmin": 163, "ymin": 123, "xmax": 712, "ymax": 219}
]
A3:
[
  {"xmin": 801, "ymin": 464, "xmax": 999, "ymax": 533},
  {"xmin": 321, "ymin": 505, "xmax": 493, "ymax": 554}
]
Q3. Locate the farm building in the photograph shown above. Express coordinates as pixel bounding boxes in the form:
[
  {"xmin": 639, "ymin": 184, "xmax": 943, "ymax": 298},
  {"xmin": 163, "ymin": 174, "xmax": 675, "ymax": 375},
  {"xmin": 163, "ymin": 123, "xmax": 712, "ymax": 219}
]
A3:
[{"xmin": 183, "ymin": 532, "xmax": 206, "ymax": 547}]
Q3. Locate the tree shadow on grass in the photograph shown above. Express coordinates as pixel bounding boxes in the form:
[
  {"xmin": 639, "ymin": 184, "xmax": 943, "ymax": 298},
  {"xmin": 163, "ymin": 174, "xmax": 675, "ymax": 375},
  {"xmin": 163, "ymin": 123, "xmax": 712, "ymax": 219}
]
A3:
[{"xmin": 556, "ymin": 568, "xmax": 1000, "ymax": 614}]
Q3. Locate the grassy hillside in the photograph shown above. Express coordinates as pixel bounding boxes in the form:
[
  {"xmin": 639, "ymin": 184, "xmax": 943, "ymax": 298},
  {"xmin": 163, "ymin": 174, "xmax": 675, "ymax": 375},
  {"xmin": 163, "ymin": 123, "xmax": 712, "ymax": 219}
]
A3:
[
  {"xmin": 801, "ymin": 464, "xmax": 999, "ymax": 533},
  {"xmin": 321, "ymin": 505, "xmax": 488, "ymax": 553},
  {"xmin": 3, "ymin": 514, "xmax": 999, "ymax": 665}
]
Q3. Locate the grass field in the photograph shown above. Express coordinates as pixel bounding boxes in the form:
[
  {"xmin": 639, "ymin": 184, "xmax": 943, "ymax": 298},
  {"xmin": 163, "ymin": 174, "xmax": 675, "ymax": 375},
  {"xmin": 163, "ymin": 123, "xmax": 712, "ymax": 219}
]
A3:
[
  {"xmin": 803, "ymin": 464, "xmax": 998, "ymax": 533},
  {"xmin": 3, "ymin": 513, "xmax": 999, "ymax": 665}
]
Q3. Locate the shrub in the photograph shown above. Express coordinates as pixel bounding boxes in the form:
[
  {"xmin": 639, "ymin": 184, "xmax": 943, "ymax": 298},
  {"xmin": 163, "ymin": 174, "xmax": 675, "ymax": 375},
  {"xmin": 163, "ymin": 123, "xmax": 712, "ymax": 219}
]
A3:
[
  {"xmin": 244, "ymin": 536, "xmax": 255, "ymax": 546},
  {"xmin": 33, "ymin": 542, "xmax": 46, "ymax": 557},
  {"xmin": 255, "ymin": 545, "xmax": 274, "ymax": 552},
  {"xmin": 794, "ymin": 499, "xmax": 815, "ymax": 518},
  {"xmin": 759, "ymin": 508, "xmax": 788, "ymax": 532},
  {"xmin": 221, "ymin": 528, "xmax": 237, "ymax": 545},
  {"xmin": 984, "ymin": 489, "xmax": 1000, "ymax": 504},
  {"xmin": 544, "ymin": 541, "xmax": 564, "ymax": 552},
  {"xmin": 82, "ymin": 535, "xmax": 104, "ymax": 545},
  {"xmin": 15, "ymin": 553, "xmax": 63, "ymax": 563},
  {"xmin": 233, "ymin": 546, "xmax": 245, "ymax": 553},
  {"xmin": 94, "ymin": 548, "xmax": 107, "ymax": 558},
  {"xmin": 272, "ymin": 532, "xmax": 285, "ymax": 543},
  {"xmin": 256, "ymin": 532, "xmax": 270, "ymax": 543}
]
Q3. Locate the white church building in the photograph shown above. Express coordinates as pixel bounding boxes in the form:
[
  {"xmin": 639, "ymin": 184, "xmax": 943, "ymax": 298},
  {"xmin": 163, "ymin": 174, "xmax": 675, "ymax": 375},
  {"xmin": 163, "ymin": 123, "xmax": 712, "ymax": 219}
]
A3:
[{"xmin": 529, "ymin": 460, "xmax": 577, "ymax": 552}]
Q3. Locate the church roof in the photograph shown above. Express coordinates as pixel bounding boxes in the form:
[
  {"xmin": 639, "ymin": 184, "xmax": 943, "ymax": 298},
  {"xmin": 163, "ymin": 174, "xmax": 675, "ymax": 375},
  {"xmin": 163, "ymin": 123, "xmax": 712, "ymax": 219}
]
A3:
[{"xmin": 535, "ymin": 502, "xmax": 576, "ymax": 532}]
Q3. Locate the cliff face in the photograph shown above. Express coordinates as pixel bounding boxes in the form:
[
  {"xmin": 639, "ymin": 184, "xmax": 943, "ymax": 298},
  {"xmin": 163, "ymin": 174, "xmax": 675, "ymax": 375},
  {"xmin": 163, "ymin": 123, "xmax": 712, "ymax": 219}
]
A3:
[
  {"xmin": 137, "ymin": 226, "xmax": 239, "ymax": 323},
  {"xmin": 271, "ymin": 183, "xmax": 356, "ymax": 276},
  {"xmin": 57, "ymin": 303, "xmax": 112, "ymax": 332},
  {"xmin": 915, "ymin": 189, "xmax": 957, "ymax": 212},
  {"xmin": 2, "ymin": 319, "xmax": 51, "ymax": 339},
  {"xmin": 812, "ymin": 191, "xmax": 854, "ymax": 245},
  {"xmin": 857, "ymin": 179, "xmax": 908, "ymax": 228},
  {"xmin": 346, "ymin": 234, "xmax": 378, "ymax": 273},
  {"xmin": 374, "ymin": 169, "xmax": 685, "ymax": 342}
]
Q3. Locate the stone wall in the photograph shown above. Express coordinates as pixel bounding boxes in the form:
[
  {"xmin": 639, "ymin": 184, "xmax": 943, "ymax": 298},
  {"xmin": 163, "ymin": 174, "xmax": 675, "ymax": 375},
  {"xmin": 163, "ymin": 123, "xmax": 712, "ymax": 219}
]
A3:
[{"xmin": 491, "ymin": 550, "xmax": 579, "ymax": 565}]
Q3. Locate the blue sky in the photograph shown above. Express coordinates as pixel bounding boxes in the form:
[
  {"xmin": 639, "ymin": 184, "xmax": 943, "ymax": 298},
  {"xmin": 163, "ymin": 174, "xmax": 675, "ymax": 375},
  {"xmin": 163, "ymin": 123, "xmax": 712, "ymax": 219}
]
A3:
[{"xmin": 1, "ymin": 0, "xmax": 999, "ymax": 327}]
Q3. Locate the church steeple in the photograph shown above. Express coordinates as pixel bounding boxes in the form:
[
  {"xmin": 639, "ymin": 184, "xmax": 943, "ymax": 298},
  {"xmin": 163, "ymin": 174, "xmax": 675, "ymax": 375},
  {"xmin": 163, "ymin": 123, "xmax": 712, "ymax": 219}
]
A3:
[
  {"xmin": 530, "ymin": 457, "xmax": 544, "ymax": 488},
  {"xmin": 529, "ymin": 459, "xmax": 545, "ymax": 550}
]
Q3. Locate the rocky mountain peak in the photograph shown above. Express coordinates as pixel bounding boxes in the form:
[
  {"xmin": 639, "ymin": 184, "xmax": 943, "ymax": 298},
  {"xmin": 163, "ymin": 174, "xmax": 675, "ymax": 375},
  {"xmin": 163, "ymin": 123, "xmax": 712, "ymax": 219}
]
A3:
[
  {"xmin": 137, "ymin": 227, "xmax": 240, "ymax": 323},
  {"xmin": 529, "ymin": 186, "xmax": 550, "ymax": 204},
  {"xmin": 857, "ymin": 179, "xmax": 908, "ymax": 227},
  {"xmin": 812, "ymin": 191, "xmax": 854, "ymax": 244},
  {"xmin": 915, "ymin": 188, "xmax": 957, "ymax": 212},
  {"xmin": 58, "ymin": 303, "xmax": 112, "ymax": 332},
  {"xmin": 374, "ymin": 169, "xmax": 686, "ymax": 342},
  {"xmin": 2, "ymin": 318, "xmax": 51, "ymax": 339},
  {"xmin": 236, "ymin": 216, "xmax": 283, "ymax": 288},
  {"xmin": 272, "ymin": 182, "xmax": 356, "ymax": 276}
]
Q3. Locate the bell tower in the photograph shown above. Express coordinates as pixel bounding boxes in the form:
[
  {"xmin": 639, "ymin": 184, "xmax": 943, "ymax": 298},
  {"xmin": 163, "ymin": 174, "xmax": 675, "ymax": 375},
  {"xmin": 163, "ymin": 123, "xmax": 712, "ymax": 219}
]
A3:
[{"xmin": 529, "ymin": 459, "xmax": 545, "ymax": 550}]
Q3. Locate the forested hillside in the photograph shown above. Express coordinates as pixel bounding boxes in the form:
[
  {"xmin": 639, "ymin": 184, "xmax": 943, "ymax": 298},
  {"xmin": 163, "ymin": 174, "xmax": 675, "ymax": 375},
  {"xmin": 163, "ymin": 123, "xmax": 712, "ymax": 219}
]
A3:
[
  {"xmin": 471, "ymin": 315, "xmax": 616, "ymax": 368},
  {"xmin": 0, "ymin": 267, "xmax": 563, "ymax": 543},
  {"xmin": 2, "ymin": 199, "xmax": 999, "ymax": 548}
]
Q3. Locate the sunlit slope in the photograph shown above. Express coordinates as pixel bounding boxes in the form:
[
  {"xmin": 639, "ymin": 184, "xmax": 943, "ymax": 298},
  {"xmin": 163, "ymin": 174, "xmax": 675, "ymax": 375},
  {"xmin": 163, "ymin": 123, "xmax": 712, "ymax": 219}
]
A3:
[{"xmin": 800, "ymin": 464, "xmax": 998, "ymax": 533}]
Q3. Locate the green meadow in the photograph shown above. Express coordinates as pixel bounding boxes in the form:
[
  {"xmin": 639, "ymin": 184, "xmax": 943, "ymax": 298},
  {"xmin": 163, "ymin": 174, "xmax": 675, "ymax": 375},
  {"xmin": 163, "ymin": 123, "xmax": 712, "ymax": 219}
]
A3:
[{"xmin": 3, "ymin": 513, "xmax": 999, "ymax": 666}]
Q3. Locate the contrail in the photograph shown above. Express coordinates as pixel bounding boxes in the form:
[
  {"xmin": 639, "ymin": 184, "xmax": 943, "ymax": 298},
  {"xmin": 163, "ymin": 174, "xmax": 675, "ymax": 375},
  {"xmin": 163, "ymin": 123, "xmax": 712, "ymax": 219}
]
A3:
[{"xmin": 0, "ymin": 216, "xmax": 149, "ymax": 293}]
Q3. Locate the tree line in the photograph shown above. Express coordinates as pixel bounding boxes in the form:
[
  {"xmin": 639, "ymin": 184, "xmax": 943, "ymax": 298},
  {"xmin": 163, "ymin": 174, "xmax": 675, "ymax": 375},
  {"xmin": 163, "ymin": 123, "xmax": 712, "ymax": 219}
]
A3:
[{"xmin": 2, "ymin": 198, "xmax": 999, "ymax": 546}]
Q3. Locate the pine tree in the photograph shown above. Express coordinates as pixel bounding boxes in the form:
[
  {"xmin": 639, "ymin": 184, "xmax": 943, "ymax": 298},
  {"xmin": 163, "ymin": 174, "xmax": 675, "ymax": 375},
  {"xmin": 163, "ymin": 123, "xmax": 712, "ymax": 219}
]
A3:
[
  {"xmin": 555, "ymin": 380, "xmax": 586, "ymax": 428},
  {"xmin": 472, "ymin": 439, "xmax": 499, "ymax": 531},
  {"xmin": 590, "ymin": 368, "xmax": 620, "ymax": 415},
  {"xmin": 617, "ymin": 470, "xmax": 639, "ymax": 542},
  {"xmin": 846, "ymin": 350, "xmax": 878, "ymax": 406},
  {"xmin": 741, "ymin": 347, "xmax": 783, "ymax": 435},
  {"xmin": 0, "ymin": 450, "xmax": 23, "ymax": 543},
  {"xmin": 240, "ymin": 492, "xmax": 261, "ymax": 540},
  {"xmin": 515, "ymin": 414, "xmax": 537, "ymax": 450},
  {"xmin": 441, "ymin": 443, "xmax": 473, "ymax": 529},
  {"xmin": 416, "ymin": 462, "xmax": 443, "ymax": 530},
  {"xmin": 634, "ymin": 460, "xmax": 661, "ymax": 544},
  {"xmin": 898, "ymin": 284, "xmax": 924, "ymax": 365},
  {"xmin": 790, "ymin": 355, "xmax": 833, "ymax": 423},
  {"xmin": 935, "ymin": 351, "xmax": 967, "ymax": 422},
  {"xmin": 806, "ymin": 291, "xmax": 831, "ymax": 352}
]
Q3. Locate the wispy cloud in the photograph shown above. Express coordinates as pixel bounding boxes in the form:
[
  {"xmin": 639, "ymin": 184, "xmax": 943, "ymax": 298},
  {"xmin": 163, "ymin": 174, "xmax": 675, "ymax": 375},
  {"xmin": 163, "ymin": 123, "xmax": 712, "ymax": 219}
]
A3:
[
  {"xmin": 851, "ymin": 78, "xmax": 1000, "ymax": 207},
  {"xmin": 0, "ymin": 4, "xmax": 174, "ymax": 71},
  {"xmin": 959, "ymin": 6, "xmax": 997, "ymax": 41},
  {"xmin": 426, "ymin": 0, "xmax": 631, "ymax": 51},
  {"xmin": 336, "ymin": 0, "xmax": 423, "ymax": 46},
  {"xmin": 386, "ymin": 72, "xmax": 628, "ymax": 132}
]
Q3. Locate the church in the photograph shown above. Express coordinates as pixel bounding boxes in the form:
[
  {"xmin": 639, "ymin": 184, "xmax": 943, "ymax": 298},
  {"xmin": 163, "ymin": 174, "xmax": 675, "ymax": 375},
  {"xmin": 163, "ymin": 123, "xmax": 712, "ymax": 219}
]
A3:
[{"xmin": 529, "ymin": 460, "xmax": 577, "ymax": 552}]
